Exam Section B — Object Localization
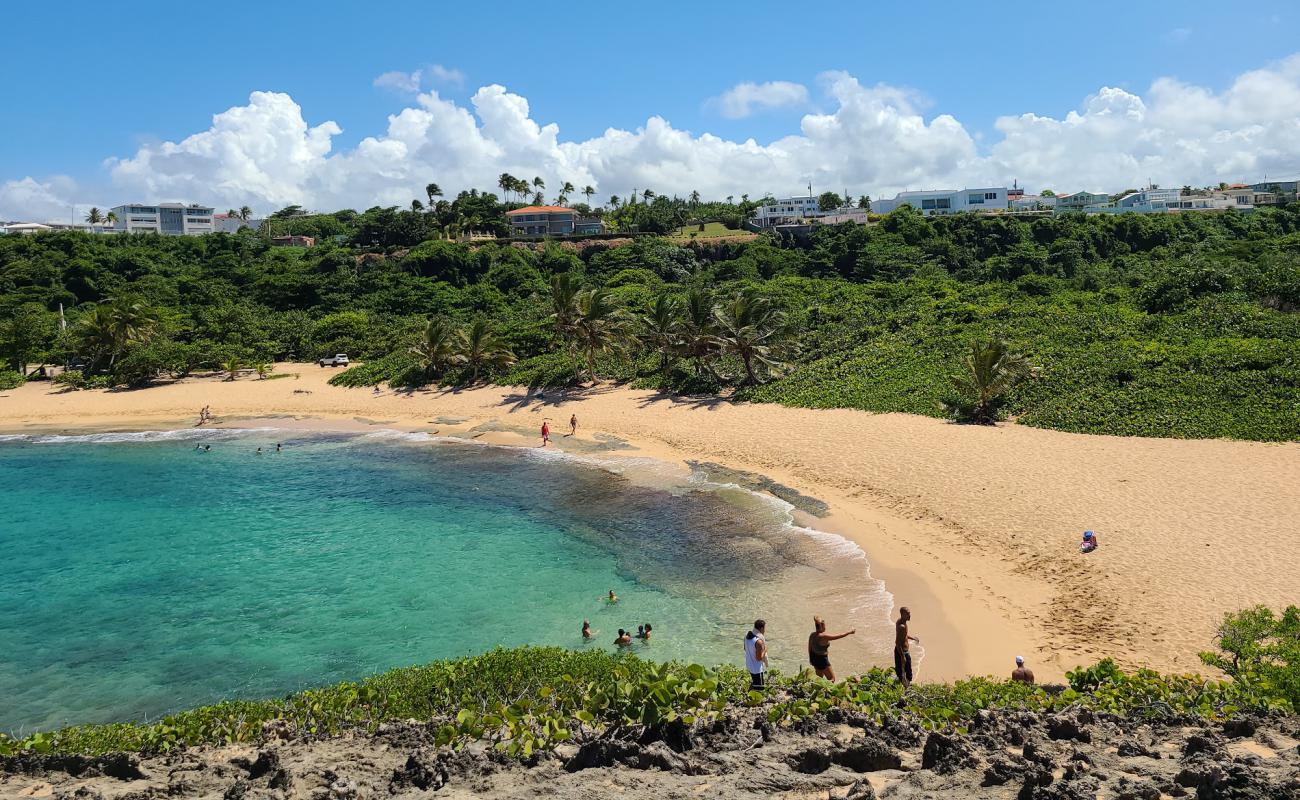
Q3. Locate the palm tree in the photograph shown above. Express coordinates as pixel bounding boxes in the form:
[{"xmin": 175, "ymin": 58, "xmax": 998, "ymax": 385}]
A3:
[
  {"xmin": 570, "ymin": 288, "xmax": 636, "ymax": 382},
  {"xmin": 689, "ymin": 190, "xmax": 701, "ymax": 207},
  {"xmin": 679, "ymin": 287, "xmax": 718, "ymax": 377},
  {"xmin": 941, "ymin": 338, "xmax": 1037, "ymax": 425},
  {"xmin": 411, "ymin": 199, "xmax": 424, "ymax": 212},
  {"xmin": 226, "ymin": 208, "xmax": 239, "ymax": 218},
  {"xmin": 726, "ymin": 195, "xmax": 734, "ymax": 205},
  {"xmin": 712, "ymin": 289, "xmax": 791, "ymax": 386},
  {"xmin": 583, "ymin": 185, "xmax": 595, "ymax": 206},
  {"xmin": 557, "ymin": 181, "xmax": 576, "ymax": 206},
  {"xmin": 609, "ymin": 195, "xmax": 620, "ymax": 208},
  {"xmin": 79, "ymin": 297, "xmax": 161, "ymax": 368},
  {"xmin": 642, "ymin": 189, "xmax": 655, "ymax": 204},
  {"xmin": 533, "ymin": 176, "xmax": 546, "ymax": 197},
  {"xmin": 547, "ymin": 273, "xmax": 582, "ymax": 347},
  {"xmin": 425, "ymin": 182, "xmax": 443, "ymax": 205},
  {"xmin": 456, "ymin": 318, "xmax": 515, "ymax": 382},
  {"xmin": 221, "ymin": 355, "xmax": 243, "ymax": 381},
  {"xmin": 640, "ymin": 293, "xmax": 682, "ymax": 386},
  {"xmin": 238, "ymin": 206, "xmax": 252, "ymax": 222},
  {"xmin": 255, "ymin": 361, "xmax": 275, "ymax": 380},
  {"xmin": 499, "ymin": 173, "xmax": 517, "ymax": 203},
  {"xmin": 532, "ymin": 191, "xmax": 545, "ymax": 205},
  {"xmin": 84, "ymin": 207, "xmax": 103, "ymax": 232},
  {"xmin": 105, "ymin": 211, "xmax": 117, "ymax": 228},
  {"xmin": 409, "ymin": 316, "xmax": 463, "ymax": 379}
]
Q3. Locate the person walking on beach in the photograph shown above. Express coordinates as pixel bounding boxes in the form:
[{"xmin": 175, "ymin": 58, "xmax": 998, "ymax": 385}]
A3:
[
  {"xmin": 894, "ymin": 607, "xmax": 920, "ymax": 688},
  {"xmin": 808, "ymin": 616, "xmax": 855, "ymax": 681},
  {"xmin": 744, "ymin": 619, "xmax": 768, "ymax": 690},
  {"xmin": 569, "ymin": 414, "xmax": 577, "ymax": 436},
  {"xmin": 541, "ymin": 421, "xmax": 551, "ymax": 446},
  {"xmin": 1011, "ymin": 656, "xmax": 1035, "ymax": 684}
]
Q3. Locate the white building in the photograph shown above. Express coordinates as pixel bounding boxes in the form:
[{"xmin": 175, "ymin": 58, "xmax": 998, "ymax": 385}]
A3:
[
  {"xmin": 752, "ymin": 196, "xmax": 824, "ymax": 227},
  {"xmin": 110, "ymin": 203, "xmax": 216, "ymax": 235},
  {"xmin": 1081, "ymin": 188, "xmax": 1248, "ymax": 214},
  {"xmin": 1011, "ymin": 194, "xmax": 1057, "ymax": 211},
  {"xmin": 0, "ymin": 222, "xmax": 54, "ymax": 235},
  {"xmin": 213, "ymin": 213, "xmax": 265, "ymax": 233},
  {"xmin": 871, "ymin": 187, "xmax": 1009, "ymax": 216}
]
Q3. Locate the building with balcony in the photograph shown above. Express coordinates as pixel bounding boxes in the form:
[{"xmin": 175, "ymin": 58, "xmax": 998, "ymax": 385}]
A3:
[
  {"xmin": 110, "ymin": 203, "xmax": 215, "ymax": 235},
  {"xmin": 871, "ymin": 187, "xmax": 1009, "ymax": 216},
  {"xmin": 752, "ymin": 196, "xmax": 823, "ymax": 227},
  {"xmin": 1053, "ymin": 191, "xmax": 1110, "ymax": 213},
  {"xmin": 505, "ymin": 206, "xmax": 605, "ymax": 236}
]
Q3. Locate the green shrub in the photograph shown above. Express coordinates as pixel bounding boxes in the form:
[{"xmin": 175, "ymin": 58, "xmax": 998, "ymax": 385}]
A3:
[
  {"xmin": 327, "ymin": 352, "xmax": 425, "ymax": 388},
  {"xmin": 0, "ymin": 370, "xmax": 23, "ymax": 390},
  {"xmin": 51, "ymin": 370, "xmax": 110, "ymax": 390},
  {"xmin": 3, "ymin": 643, "xmax": 1285, "ymax": 759},
  {"xmin": 1200, "ymin": 605, "xmax": 1300, "ymax": 711}
]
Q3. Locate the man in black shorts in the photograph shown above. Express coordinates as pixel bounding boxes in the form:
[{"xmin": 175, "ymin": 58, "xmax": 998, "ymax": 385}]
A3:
[{"xmin": 894, "ymin": 606, "xmax": 919, "ymax": 688}]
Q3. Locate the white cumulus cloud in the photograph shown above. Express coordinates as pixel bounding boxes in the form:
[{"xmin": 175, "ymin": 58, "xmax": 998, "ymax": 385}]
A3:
[
  {"xmin": 709, "ymin": 80, "xmax": 810, "ymax": 119},
  {"xmin": 5, "ymin": 55, "xmax": 1300, "ymax": 221}
]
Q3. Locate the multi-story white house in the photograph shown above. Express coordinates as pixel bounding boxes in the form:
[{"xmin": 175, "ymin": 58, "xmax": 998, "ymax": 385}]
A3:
[
  {"xmin": 213, "ymin": 213, "xmax": 265, "ymax": 233},
  {"xmin": 110, "ymin": 203, "xmax": 215, "ymax": 235},
  {"xmin": 871, "ymin": 187, "xmax": 1008, "ymax": 216},
  {"xmin": 752, "ymin": 195, "xmax": 824, "ymax": 227},
  {"xmin": 1011, "ymin": 194, "xmax": 1057, "ymax": 211}
]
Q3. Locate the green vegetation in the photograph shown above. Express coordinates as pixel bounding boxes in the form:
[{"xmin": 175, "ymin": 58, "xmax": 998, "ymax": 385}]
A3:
[
  {"xmin": 2, "ymin": 202, "xmax": 1298, "ymax": 439},
  {"xmin": 1200, "ymin": 605, "xmax": 1300, "ymax": 711},
  {"xmin": 0, "ymin": 369, "xmax": 23, "ymax": 390},
  {"xmin": 670, "ymin": 221, "xmax": 755, "ymax": 241},
  {"xmin": 3, "ymin": 604, "xmax": 1295, "ymax": 757}
]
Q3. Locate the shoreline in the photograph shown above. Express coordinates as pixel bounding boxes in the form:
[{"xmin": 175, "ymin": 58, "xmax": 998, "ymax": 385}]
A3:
[{"xmin": 4, "ymin": 364, "xmax": 1299, "ymax": 683}]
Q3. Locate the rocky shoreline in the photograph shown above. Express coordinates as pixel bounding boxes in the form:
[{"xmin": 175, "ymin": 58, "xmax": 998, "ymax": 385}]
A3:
[{"xmin": 5, "ymin": 706, "xmax": 1299, "ymax": 800}]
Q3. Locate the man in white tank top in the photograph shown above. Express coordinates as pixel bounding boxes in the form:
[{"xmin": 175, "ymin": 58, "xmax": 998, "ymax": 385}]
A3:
[{"xmin": 744, "ymin": 619, "xmax": 768, "ymax": 689}]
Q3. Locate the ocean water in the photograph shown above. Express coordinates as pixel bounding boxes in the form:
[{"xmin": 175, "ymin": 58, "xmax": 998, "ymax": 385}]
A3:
[{"xmin": 0, "ymin": 429, "xmax": 893, "ymax": 734}]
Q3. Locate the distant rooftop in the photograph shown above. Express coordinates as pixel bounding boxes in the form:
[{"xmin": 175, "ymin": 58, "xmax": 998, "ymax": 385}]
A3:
[{"xmin": 506, "ymin": 205, "xmax": 575, "ymax": 215}]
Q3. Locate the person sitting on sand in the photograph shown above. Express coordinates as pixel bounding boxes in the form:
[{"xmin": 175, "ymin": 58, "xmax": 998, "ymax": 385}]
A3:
[
  {"xmin": 614, "ymin": 629, "xmax": 632, "ymax": 646},
  {"xmin": 1011, "ymin": 656, "xmax": 1035, "ymax": 684},
  {"xmin": 582, "ymin": 620, "xmax": 594, "ymax": 639},
  {"xmin": 808, "ymin": 616, "xmax": 855, "ymax": 682},
  {"xmin": 607, "ymin": 589, "xmax": 618, "ymax": 604},
  {"xmin": 1080, "ymin": 530, "xmax": 1098, "ymax": 553}
]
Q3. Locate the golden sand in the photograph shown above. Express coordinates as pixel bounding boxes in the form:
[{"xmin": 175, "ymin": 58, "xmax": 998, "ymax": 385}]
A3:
[{"xmin": 3, "ymin": 363, "xmax": 1297, "ymax": 682}]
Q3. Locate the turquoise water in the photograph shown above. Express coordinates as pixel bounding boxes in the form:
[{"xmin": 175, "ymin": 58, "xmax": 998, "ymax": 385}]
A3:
[{"xmin": 0, "ymin": 429, "xmax": 890, "ymax": 734}]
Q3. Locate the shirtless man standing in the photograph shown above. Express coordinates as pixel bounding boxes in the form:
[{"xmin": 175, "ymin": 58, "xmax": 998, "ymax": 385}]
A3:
[{"xmin": 894, "ymin": 607, "xmax": 920, "ymax": 688}]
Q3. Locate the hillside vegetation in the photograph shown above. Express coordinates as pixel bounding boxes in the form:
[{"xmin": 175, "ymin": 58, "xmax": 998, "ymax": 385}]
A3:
[{"xmin": 1, "ymin": 204, "xmax": 1297, "ymax": 440}]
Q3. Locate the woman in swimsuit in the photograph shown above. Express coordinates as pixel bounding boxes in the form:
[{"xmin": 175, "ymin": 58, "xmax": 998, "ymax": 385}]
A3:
[{"xmin": 808, "ymin": 616, "xmax": 856, "ymax": 681}]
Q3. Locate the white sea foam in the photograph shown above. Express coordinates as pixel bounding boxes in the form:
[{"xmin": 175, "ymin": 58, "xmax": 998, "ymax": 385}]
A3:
[{"xmin": 0, "ymin": 427, "xmax": 282, "ymax": 445}]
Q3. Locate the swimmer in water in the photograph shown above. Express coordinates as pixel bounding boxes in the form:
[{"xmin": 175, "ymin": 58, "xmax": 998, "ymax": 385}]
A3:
[
  {"xmin": 607, "ymin": 589, "xmax": 618, "ymax": 604},
  {"xmin": 582, "ymin": 620, "xmax": 594, "ymax": 639}
]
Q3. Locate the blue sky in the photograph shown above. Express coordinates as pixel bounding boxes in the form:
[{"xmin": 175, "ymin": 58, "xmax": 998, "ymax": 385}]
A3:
[{"xmin": 3, "ymin": 2, "xmax": 1299, "ymax": 218}]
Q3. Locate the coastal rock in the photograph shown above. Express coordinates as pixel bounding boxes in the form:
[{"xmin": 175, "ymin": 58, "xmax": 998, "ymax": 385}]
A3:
[
  {"xmin": 788, "ymin": 745, "xmax": 834, "ymax": 774},
  {"xmin": 1183, "ymin": 732, "xmax": 1225, "ymax": 758},
  {"xmin": 1111, "ymin": 774, "xmax": 1162, "ymax": 800},
  {"xmin": 391, "ymin": 749, "xmax": 449, "ymax": 791},
  {"xmin": 1117, "ymin": 739, "xmax": 1162, "ymax": 759},
  {"xmin": 1222, "ymin": 718, "xmax": 1258, "ymax": 739},
  {"xmin": 1047, "ymin": 713, "xmax": 1093, "ymax": 743},
  {"xmin": 921, "ymin": 731, "xmax": 978, "ymax": 774},
  {"xmin": 844, "ymin": 779, "xmax": 877, "ymax": 799},
  {"xmin": 833, "ymin": 739, "xmax": 903, "ymax": 772},
  {"xmin": 564, "ymin": 738, "xmax": 698, "ymax": 774},
  {"xmin": 982, "ymin": 756, "xmax": 1029, "ymax": 786},
  {"xmin": 1020, "ymin": 776, "xmax": 1100, "ymax": 800}
]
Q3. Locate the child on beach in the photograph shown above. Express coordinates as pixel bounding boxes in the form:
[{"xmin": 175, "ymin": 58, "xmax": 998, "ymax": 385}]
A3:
[{"xmin": 1080, "ymin": 530, "xmax": 1098, "ymax": 553}]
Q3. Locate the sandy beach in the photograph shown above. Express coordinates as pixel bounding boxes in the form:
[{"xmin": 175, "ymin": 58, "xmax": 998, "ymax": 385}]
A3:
[{"xmin": 3, "ymin": 363, "xmax": 1297, "ymax": 683}]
